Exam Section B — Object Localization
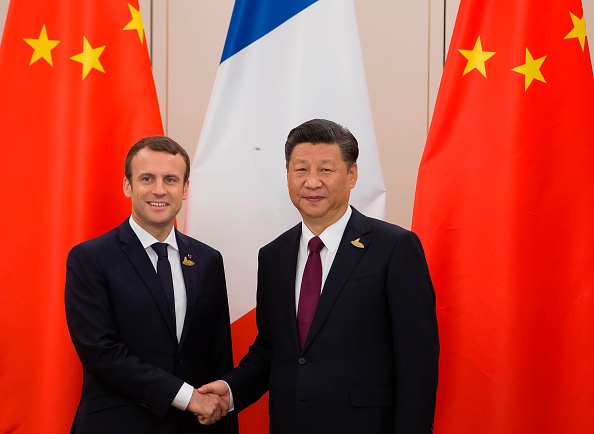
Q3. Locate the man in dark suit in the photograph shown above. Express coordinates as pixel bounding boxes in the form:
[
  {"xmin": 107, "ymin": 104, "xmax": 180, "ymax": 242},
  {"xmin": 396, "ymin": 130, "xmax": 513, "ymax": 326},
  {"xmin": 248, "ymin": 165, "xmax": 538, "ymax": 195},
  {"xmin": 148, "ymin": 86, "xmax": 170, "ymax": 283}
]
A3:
[
  {"xmin": 199, "ymin": 119, "xmax": 439, "ymax": 433},
  {"xmin": 65, "ymin": 136, "xmax": 238, "ymax": 434}
]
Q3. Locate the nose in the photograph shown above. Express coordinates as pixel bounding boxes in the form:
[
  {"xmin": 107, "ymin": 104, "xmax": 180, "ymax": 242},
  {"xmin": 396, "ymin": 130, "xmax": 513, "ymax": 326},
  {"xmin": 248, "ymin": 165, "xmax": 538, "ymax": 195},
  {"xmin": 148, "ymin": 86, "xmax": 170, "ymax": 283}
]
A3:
[
  {"xmin": 304, "ymin": 172, "xmax": 322, "ymax": 189},
  {"xmin": 152, "ymin": 179, "xmax": 166, "ymax": 195}
]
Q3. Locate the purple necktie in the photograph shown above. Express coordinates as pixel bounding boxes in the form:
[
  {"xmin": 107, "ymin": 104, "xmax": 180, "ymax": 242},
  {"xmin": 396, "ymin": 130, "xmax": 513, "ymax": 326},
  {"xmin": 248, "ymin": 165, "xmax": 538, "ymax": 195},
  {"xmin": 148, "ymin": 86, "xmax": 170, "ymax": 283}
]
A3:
[
  {"xmin": 151, "ymin": 242, "xmax": 176, "ymax": 324},
  {"xmin": 297, "ymin": 236, "xmax": 325, "ymax": 348}
]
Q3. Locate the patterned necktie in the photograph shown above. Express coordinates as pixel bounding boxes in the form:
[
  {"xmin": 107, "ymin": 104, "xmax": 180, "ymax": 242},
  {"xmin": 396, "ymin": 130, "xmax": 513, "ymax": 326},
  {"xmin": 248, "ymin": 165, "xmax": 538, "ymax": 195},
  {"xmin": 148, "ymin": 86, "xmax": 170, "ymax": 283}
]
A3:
[
  {"xmin": 151, "ymin": 242, "xmax": 176, "ymax": 325},
  {"xmin": 297, "ymin": 236, "xmax": 325, "ymax": 348}
]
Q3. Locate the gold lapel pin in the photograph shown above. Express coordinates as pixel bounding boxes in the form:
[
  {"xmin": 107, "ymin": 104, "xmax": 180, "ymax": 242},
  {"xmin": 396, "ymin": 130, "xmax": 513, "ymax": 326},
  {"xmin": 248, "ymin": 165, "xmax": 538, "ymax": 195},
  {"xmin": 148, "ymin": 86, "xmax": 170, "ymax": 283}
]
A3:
[
  {"xmin": 351, "ymin": 238, "xmax": 364, "ymax": 249},
  {"xmin": 182, "ymin": 256, "xmax": 195, "ymax": 266}
]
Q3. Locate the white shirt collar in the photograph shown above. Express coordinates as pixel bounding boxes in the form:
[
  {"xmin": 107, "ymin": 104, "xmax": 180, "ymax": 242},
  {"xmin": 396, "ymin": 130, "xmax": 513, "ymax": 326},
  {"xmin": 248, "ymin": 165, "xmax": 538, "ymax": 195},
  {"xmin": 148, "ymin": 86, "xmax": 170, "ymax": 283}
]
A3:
[
  {"xmin": 300, "ymin": 206, "xmax": 352, "ymax": 253},
  {"xmin": 128, "ymin": 216, "xmax": 179, "ymax": 252}
]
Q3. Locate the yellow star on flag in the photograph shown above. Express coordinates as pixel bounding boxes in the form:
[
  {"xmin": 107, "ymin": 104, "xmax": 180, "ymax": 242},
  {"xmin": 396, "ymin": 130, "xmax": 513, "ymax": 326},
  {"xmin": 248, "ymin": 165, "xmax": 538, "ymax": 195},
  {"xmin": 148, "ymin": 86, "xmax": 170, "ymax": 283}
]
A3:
[
  {"xmin": 70, "ymin": 37, "xmax": 106, "ymax": 80},
  {"xmin": 564, "ymin": 12, "xmax": 588, "ymax": 51},
  {"xmin": 458, "ymin": 36, "xmax": 496, "ymax": 77},
  {"xmin": 512, "ymin": 48, "xmax": 546, "ymax": 91},
  {"xmin": 23, "ymin": 25, "xmax": 60, "ymax": 66},
  {"xmin": 123, "ymin": 3, "xmax": 145, "ymax": 43}
]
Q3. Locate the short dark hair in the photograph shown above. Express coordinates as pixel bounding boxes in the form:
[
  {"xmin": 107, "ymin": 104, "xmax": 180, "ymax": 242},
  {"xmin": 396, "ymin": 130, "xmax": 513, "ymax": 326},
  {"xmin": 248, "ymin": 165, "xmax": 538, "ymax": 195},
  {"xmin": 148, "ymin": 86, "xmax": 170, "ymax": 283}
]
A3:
[
  {"xmin": 284, "ymin": 119, "xmax": 359, "ymax": 170},
  {"xmin": 125, "ymin": 136, "xmax": 191, "ymax": 183}
]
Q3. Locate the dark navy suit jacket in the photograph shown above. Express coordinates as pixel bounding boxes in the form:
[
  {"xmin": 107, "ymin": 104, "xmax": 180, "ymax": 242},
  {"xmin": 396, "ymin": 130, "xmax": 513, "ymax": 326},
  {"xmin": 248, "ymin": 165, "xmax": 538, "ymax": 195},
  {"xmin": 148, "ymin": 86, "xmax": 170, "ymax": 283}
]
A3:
[
  {"xmin": 65, "ymin": 219, "xmax": 238, "ymax": 434},
  {"xmin": 223, "ymin": 207, "xmax": 439, "ymax": 434}
]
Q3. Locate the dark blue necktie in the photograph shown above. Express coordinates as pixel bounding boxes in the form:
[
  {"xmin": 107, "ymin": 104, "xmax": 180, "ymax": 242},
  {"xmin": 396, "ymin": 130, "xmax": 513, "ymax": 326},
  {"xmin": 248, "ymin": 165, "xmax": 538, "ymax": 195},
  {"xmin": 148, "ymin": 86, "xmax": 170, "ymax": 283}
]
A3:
[
  {"xmin": 151, "ymin": 242, "xmax": 176, "ymax": 325},
  {"xmin": 297, "ymin": 236, "xmax": 324, "ymax": 348}
]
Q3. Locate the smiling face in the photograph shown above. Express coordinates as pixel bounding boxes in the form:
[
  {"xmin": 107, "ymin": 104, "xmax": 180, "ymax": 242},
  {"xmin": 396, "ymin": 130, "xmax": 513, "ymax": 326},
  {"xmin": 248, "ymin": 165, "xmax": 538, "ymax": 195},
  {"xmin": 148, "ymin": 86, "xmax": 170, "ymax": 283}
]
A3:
[
  {"xmin": 123, "ymin": 148, "xmax": 189, "ymax": 241},
  {"xmin": 287, "ymin": 142, "xmax": 358, "ymax": 235}
]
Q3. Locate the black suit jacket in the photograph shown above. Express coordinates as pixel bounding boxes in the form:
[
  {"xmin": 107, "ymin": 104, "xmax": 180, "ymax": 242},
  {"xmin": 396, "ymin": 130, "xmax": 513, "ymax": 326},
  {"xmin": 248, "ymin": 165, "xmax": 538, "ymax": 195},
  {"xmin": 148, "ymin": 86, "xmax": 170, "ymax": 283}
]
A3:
[
  {"xmin": 65, "ymin": 219, "xmax": 238, "ymax": 434},
  {"xmin": 223, "ymin": 207, "xmax": 439, "ymax": 434}
]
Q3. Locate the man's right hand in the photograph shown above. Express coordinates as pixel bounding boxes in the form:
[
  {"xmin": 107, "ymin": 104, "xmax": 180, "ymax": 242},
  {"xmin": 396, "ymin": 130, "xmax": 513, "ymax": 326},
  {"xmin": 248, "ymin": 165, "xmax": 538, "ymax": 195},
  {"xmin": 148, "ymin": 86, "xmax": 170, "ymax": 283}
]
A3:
[
  {"xmin": 195, "ymin": 380, "xmax": 231, "ymax": 424},
  {"xmin": 187, "ymin": 388, "xmax": 227, "ymax": 425}
]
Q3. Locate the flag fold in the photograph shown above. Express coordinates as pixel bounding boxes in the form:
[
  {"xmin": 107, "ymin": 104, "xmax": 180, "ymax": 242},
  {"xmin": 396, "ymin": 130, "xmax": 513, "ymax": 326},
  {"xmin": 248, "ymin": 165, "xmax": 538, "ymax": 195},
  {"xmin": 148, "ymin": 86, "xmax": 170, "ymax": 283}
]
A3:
[
  {"xmin": 413, "ymin": 1, "xmax": 594, "ymax": 432},
  {"xmin": 0, "ymin": 1, "xmax": 162, "ymax": 432}
]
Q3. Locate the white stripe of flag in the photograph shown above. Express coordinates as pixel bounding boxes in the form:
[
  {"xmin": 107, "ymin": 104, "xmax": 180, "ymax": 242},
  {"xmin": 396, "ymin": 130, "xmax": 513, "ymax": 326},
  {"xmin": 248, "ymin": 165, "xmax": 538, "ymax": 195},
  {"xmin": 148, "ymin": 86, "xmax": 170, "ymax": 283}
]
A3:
[{"xmin": 184, "ymin": 0, "xmax": 386, "ymax": 323}]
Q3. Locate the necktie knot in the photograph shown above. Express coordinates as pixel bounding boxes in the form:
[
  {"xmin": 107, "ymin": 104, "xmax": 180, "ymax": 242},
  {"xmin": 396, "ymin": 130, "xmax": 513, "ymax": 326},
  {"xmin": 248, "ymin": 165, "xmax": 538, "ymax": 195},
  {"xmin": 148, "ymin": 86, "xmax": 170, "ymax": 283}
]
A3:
[
  {"xmin": 152, "ymin": 242, "xmax": 168, "ymax": 258},
  {"xmin": 308, "ymin": 236, "xmax": 324, "ymax": 254}
]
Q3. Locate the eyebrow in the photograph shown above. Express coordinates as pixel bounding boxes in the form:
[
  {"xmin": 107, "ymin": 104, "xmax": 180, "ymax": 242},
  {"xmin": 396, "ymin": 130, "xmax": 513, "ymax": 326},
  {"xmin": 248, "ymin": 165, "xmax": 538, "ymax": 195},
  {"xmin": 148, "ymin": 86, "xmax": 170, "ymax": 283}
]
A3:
[
  {"xmin": 293, "ymin": 158, "xmax": 334, "ymax": 164},
  {"xmin": 137, "ymin": 172, "xmax": 181, "ymax": 180}
]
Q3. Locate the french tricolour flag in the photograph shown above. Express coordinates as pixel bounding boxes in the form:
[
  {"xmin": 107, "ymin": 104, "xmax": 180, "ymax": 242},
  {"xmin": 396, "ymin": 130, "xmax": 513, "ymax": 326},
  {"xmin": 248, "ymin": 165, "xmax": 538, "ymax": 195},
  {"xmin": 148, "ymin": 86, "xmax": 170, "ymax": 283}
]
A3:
[{"xmin": 184, "ymin": 0, "xmax": 385, "ymax": 428}]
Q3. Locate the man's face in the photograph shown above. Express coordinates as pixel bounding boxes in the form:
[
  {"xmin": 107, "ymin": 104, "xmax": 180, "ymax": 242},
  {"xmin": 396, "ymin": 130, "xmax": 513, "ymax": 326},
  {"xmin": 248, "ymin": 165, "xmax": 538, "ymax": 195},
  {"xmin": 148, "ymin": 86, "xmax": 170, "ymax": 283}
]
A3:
[
  {"xmin": 287, "ymin": 142, "xmax": 357, "ymax": 233},
  {"xmin": 123, "ymin": 148, "xmax": 189, "ymax": 239}
]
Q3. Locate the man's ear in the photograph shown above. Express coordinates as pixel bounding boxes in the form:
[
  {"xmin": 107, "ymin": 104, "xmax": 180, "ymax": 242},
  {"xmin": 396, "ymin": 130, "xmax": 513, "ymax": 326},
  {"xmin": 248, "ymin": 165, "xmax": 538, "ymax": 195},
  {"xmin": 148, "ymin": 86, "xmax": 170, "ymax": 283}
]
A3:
[
  {"xmin": 123, "ymin": 177, "xmax": 132, "ymax": 198},
  {"xmin": 349, "ymin": 162, "xmax": 358, "ymax": 188}
]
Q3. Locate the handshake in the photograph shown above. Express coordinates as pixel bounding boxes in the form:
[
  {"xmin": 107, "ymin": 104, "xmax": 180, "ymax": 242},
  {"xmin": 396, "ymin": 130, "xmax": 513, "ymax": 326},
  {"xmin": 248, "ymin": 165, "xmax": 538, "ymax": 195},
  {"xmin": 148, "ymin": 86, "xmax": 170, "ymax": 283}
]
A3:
[{"xmin": 187, "ymin": 380, "xmax": 230, "ymax": 425}]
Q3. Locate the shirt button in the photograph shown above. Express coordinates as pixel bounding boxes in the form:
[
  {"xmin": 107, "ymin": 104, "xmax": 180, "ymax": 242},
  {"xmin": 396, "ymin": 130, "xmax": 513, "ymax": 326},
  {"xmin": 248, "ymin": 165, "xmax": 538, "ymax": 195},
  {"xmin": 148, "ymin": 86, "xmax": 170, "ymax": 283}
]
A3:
[
  {"xmin": 298, "ymin": 357, "xmax": 306, "ymax": 365},
  {"xmin": 177, "ymin": 355, "xmax": 183, "ymax": 364}
]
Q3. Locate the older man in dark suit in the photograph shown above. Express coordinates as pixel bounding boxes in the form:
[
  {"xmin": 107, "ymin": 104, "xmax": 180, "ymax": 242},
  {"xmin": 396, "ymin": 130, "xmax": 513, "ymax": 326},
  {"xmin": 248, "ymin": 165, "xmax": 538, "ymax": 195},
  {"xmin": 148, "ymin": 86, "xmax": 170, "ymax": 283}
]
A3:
[
  {"xmin": 199, "ymin": 119, "xmax": 439, "ymax": 433},
  {"xmin": 65, "ymin": 136, "xmax": 238, "ymax": 434}
]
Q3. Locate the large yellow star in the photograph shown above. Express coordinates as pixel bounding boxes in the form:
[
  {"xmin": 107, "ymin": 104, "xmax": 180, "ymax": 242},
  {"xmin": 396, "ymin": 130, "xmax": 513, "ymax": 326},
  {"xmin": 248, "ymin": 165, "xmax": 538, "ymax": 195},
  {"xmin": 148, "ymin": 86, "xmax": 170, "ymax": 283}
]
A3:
[
  {"xmin": 458, "ymin": 36, "xmax": 496, "ymax": 77},
  {"xmin": 564, "ymin": 12, "xmax": 588, "ymax": 51},
  {"xmin": 23, "ymin": 25, "xmax": 60, "ymax": 66},
  {"xmin": 123, "ymin": 3, "xmax": 145, "ymax": 43},
  {"xmin": 70, "ymin": 37, "xmax": 106, "ymax": 80},
  {"xmin": 512, "ymin": 48, "xmax": 546, "ymax": 91}
]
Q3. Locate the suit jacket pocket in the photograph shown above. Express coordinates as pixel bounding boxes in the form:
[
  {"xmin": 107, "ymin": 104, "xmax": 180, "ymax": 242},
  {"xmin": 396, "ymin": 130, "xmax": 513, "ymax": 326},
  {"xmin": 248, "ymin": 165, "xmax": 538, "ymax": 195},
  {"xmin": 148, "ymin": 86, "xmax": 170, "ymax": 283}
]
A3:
[
  {"xmin": 342, "ymin": 274, "xmax": 383, "ymax": 294},
  {"xmin": 350, "ymin": 386, "xmax": 395, "ymax": 407},
  {"xmin": 87, "ymin": 394, "xmax": 134, "ymax": 414}
]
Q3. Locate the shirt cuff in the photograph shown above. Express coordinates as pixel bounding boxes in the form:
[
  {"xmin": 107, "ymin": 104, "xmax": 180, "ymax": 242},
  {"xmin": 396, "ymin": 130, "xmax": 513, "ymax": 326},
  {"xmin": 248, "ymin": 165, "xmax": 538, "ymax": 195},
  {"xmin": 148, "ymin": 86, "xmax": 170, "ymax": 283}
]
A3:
[
  {"xmin": 221, "ymin": 380, "xmax": 235, "ymax": 412},
  {"xmin": 172, "ymin": 382, "xmax": 194, "ymax": 410}
]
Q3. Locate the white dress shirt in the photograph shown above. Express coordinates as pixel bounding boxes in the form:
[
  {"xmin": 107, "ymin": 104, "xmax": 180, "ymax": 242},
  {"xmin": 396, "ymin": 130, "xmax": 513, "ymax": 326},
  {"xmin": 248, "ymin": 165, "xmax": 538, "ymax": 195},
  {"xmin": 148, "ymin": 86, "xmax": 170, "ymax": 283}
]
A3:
[
  {"xmin": 294, "ymin": 206, "xmax": 352, "ymax": 313},
  {"xmin": 128, "ymin": 217, "xmax": 194, "ymax": 410}
]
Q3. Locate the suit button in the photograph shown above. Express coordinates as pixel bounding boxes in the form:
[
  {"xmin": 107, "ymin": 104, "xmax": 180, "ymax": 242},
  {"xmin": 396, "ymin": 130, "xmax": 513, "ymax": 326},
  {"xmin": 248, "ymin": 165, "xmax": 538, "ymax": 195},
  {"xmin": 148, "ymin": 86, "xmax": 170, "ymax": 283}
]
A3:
[
  {"xmin": 177, "ymin": 355, "xmax": 183, "ymax": 364},
  {"xmin": 298, "ymin": 357, "xmax": 306, "ymax": 365}
]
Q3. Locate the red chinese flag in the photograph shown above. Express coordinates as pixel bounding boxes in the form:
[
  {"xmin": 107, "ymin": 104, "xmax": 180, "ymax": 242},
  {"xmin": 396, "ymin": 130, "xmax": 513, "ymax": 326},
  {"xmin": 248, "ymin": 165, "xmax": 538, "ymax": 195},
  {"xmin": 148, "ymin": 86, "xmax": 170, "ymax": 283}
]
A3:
[
  {"xmin": 412, "ymin": 0, "xmax": 594, "ymax": 432},
  {"xmin": 0, "ymin": 1, "xmax": 162, "ymax": 432}
]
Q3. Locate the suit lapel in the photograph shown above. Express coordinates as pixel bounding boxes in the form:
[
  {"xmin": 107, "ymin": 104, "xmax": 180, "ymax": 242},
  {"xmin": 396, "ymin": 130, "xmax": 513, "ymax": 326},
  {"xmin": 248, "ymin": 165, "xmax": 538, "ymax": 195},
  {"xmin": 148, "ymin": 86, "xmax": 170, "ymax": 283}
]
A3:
[
  {"xmin": 118, "ymin": 220, "xmax": 177, "ymax": 340},
  {"xmin": 302, "ymin": 208, "xmax": 372, "ymax": 352},
  {"xmin": 176, "ymin": 230, "xmax": 197, "ymax": 347},
  {"xmin": 279, "ymin": 225, "xmax": 302, "ymax": 348}
]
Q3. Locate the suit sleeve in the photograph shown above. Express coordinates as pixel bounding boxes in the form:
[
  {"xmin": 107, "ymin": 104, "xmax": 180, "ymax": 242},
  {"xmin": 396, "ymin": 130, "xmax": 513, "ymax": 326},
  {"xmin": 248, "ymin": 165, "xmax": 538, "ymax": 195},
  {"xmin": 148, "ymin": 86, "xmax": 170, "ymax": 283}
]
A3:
[
  {"xmin": 209, "ymin": 252, "xmax": 236, "ymax": 378},
  {"xmin": 222, "ymin": 250, "xmax": 271, "ymax": 411},
  {"xmin": 388, "ymin": 231, "xmax": 439, "ymax": 433},
  {"xmin": 65, "ymin": 243, "xmax": 182, "ymax": 419}
]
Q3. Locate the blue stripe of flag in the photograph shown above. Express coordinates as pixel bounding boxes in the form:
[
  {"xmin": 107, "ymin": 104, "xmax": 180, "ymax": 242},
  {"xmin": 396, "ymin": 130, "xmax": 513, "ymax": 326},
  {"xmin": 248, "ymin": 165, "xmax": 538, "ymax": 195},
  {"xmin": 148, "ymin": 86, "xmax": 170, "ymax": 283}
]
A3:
[{"xmin": 221, "ymin": 0, "xmax": 318, "ymax": 63}]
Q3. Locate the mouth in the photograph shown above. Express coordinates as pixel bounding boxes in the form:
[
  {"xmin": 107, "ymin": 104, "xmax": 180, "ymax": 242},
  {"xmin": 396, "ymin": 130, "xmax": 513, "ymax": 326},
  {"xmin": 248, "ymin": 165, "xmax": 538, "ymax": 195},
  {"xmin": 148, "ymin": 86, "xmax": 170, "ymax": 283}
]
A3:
[
  {"xmin": 148, "ymin": 201, "xmax": 168, "ymax": 208},
  {"xmin": 304, "ymin": 196, "xmax": 324, "ymax": 202}
]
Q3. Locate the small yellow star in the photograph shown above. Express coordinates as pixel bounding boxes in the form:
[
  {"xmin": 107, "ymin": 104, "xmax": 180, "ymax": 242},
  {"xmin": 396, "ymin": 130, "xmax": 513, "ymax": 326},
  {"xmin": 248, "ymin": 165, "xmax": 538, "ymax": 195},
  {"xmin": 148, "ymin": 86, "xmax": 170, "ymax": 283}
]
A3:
[
  {"xmin": 23, "ymin": 25, "xmax": 60, "ymax": 66},
  {"xmin": 458, "ymin": 36, "xmax": 496, "ymax": 77},
  {"xmin": 70, "ymin": 37, "xmax": 106, "ymax": 80},
  {"xmin": 564, "ymin": 12, "xmax": 588, "ymax": 51},
  {"xmin": 123, "ymin": 3, "xmax": 145, "ymax": 43},
  {"xmin": 512, "ymin": 48, "xmax": 546, "ymax": 91}
]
